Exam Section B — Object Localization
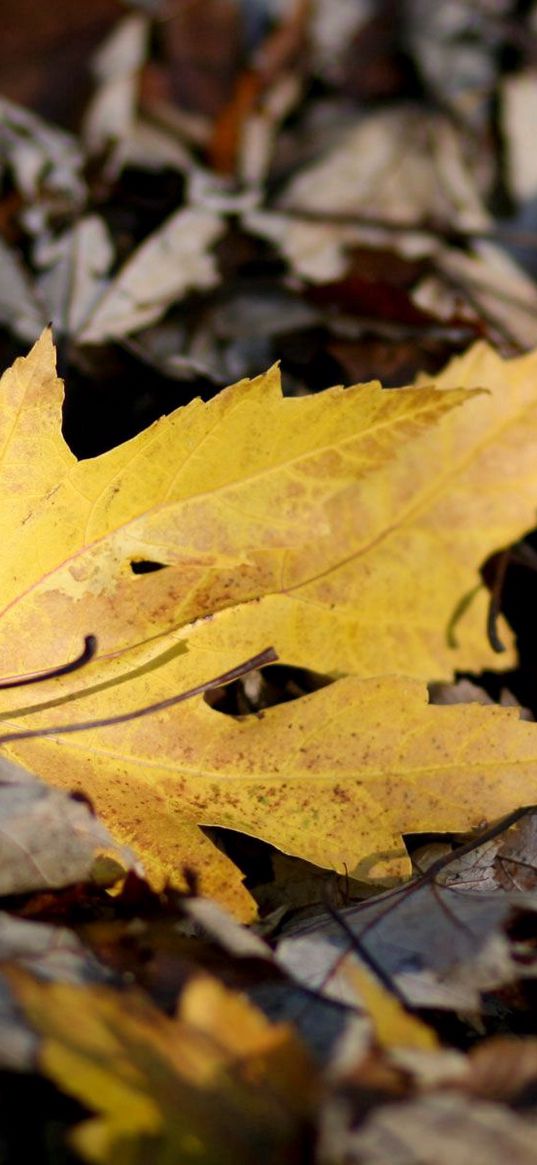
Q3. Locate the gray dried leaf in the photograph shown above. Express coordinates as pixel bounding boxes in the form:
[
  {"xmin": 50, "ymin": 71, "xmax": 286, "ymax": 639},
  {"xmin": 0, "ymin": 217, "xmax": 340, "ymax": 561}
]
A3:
[
  {"xmin": 34, "ymin": 215, "xmax": 114, "ymax": 337},
  {"xmin": 343, "ymin": 1093, "xmax": 537, "ymax": 1165},
  {"xmin": 0, "ymin": 754, "xmax": 138, "ymax": 895},
  {"xmin": 502, "ymin": 69, "xmax": 537, "ymax": 203},
  {"xmin": 428, "ymin": 678, "xmax": 495, "ymax": 706},
  {"xmin": 405, "ymin": 1, "xmax": 507, "ymax": 129},
  {"xmin": 277, "ymin": 935, "xmax": 368, "ymax": 1009},
  {"xmin": 279, "ymin": 882, "xmax": 536, "ymax": 1011},
  {"xmin": 182, "ymin": 897, "xmax": 271, "ymax": 958},
  {"xmin": 120, "ymin": 117, "xmax": 194, "ymax": 173},
  {"xmin": 443, "ymin": 812, "xmax": 537, "ymax": 895},
  {"xmin": 79, "ymin": 207, "xmax": 224, "ymax": 342},
  {"xmin": 434, "ymin": 241, "xmax": 537, "ymax": 349},
  {"xmin": 245, "ymin": 108, "xmax": 490, "ymax": 281},
  {"xmin": 0, "ymin": 236, "xmax": 45, "ymax": 343},
  {"xmin": 83, "ymin": 13, "xmax": 150, "ymax": 159},
  {"xmin": 0, "ymin": 913, "xmax": 115, "ymax": 1070},
  {"xmin": 0, "ymin": 98, "xmax": 85, "ymax": 231},
  {"xmin": 429, "ymin": 680, "xmax": 532, "ymax": 719},
  {"xmin": 309, "ymin": 0, "xmax": 373, "ymax": 84}
]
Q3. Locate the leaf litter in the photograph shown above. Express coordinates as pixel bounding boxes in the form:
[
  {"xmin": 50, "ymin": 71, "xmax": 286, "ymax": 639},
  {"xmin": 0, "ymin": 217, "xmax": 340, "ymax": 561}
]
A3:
[{"xmin": 4, "ymin": 2, "xmax": 537, "ymax": 1162}]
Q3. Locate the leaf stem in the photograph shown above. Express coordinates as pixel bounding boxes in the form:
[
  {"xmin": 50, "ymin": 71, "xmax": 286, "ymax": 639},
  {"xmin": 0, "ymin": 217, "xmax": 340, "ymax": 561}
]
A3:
[
  {"xmin": 0, "ymin": 647, "xmax": 277, "ymax": 743},
  {"xmin": 0, "ymin": 636, "xmax": 97, "ymax": 689}
]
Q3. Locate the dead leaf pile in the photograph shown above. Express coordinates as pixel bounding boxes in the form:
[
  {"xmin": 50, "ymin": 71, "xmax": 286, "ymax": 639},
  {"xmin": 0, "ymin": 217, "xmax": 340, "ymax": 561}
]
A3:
[{"xmin": 3, "ymin": 0, "xmax": 537, "ymax": 402}]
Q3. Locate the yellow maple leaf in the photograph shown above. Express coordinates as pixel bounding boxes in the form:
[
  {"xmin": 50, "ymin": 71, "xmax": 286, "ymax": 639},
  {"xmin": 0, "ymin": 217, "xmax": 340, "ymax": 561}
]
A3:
[
  {"xmin": 1, "ymin": 332, "xmax": 537, "ymax": 915},
  {"xmin": 0, "ymin": 329, "xmax": 469, "ymax": 691},
  {"xmin": 9, "ymin": 969, "xmax": 317, "ymax": 1165}
]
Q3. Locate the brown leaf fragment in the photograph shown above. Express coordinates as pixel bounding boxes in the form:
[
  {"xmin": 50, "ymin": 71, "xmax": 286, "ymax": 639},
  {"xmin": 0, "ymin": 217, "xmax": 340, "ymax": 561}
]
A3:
[
  {"xmin": 428, "ymin": 678, "xmax": 496, "ymax": 707},
  {"xmin": 160, "ymin": 0, "xmax": 244, "ymax": 119},
  {"xmin": 467, "ymin": 1035, "xmax": 537, "ymax": 1103}
]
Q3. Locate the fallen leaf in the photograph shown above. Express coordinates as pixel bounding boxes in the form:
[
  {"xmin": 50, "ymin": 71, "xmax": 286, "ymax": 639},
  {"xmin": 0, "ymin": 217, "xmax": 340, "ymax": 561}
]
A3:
[
  {"xmin": 34, "ymin": 215, "xmax": 114, "ymax": 338},
  {"xmin": 279, "ymin": 868, "xmax": 537, "ymax": 1012},
  {"xmin": 246, "ymin": 101, "xmax": 537, "ymax": 347},
  {"xmin": 0, "ymin": 234, "xmax": 45, "ymax": 342},
  {"xmin": 246, "ymin": 108, "xmax": 488, "ymax": 281},
  {"xmin": 10, "ymin": 969, "xmax": 317, "ymax": 1165},
  {"xmin": 0, "ymin": 96, "xmax": 85, "ymax": 232},
  {"xmin": 78, "ymin": 206, "xmax": 225, "ymax": 342},
  {"xmin": 344, "ymin": 1093, "xmax": 537, "ymax": 1165},
  {"xmin": 405, "ymin": 1, "xmax": 500, "ymax": 129},
  {"xmin": 430, "ymin": 810, "xmax": 537, "ymax": 894},
  {"xmin": 429, "ymin": 677, "xmax": 496, "ymax": 706},
  {"xmin": 0, "ymin": 753, "xmax": 137, "ymax": 895},
  {"xmin": 501, "ymin": 69, "xmax": 537, "ymax": 203},
  {"xmin": 309, "ymin": 0, "xmax": 373, "ymax": 87},
  {"xmin": 5, "ymin": 335, "xmax": 537, "ymax": 911},
  {"xmin": 277, "ymin": 935, "xmax": 438, "ymax": 1049},
  {"xmin": 467, "ymin": 1035, "xmax": 537, "ymax": 1102},
  {"xmin": 0, "ymin": 333, "xmax": 500, "ymax": 682},
  {"xmin": 0, "ymin": 912, "xmax": 115, "ymax": 1070},
  {"xmin": 182, "ymin": 897, "xmax": 272, "ymax": 959},
  {"xmin": 82, "ymin": 12, "xmax": 150, "ymax": 159},
  {"xmin": 81, "ymin": 905, "xmax": 352, "ymax": 1070},
  {"xmin": 434, "ymin": 241, "xmax": 537, "ymax": 350},
  {"xmin": 171, "ymin": 335, "xmax": 537, "ymax": 681}
]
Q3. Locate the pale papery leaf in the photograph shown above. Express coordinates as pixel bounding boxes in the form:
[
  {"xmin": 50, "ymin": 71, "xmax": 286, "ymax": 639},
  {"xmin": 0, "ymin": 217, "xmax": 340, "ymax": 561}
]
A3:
[
  {"xmin": 0, "ymin": 753, "xmax": 137, "ymax": 895},
  {"xmin": 78, "ymin": 207, "xmax": 225, "ymax": 342},
  {"xmin": 347, "ymin": 1094, "xmax": 537, "ymax": 1165}
]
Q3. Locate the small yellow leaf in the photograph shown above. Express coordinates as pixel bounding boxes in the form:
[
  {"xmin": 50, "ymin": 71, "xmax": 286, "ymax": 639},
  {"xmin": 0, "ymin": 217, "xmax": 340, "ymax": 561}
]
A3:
[
  {"xmin": 9, "ymin": 969, "xmax": 317, "ymax": 1165},
  {"xmin": 343, "ymin": 960, "xmax": 438, "ymax": 1051}
]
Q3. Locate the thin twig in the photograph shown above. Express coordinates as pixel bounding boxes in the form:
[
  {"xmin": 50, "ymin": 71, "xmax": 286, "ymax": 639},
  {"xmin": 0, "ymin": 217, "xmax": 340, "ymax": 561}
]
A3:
[
  {"xmin": 0, "ymin": 647, "xmax": 278, "ymax": 743},
  {"xmin": 353, "ymin": 805, "xmax": 537, "ymax": 946}
]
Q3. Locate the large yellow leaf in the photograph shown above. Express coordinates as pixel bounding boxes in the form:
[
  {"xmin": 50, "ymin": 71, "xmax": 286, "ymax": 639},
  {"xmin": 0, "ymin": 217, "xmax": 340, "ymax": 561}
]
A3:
[
  {"xmin": 183, "ymin": 339, "xmax": 537, "ymax": 680},
  {"xmin": 10, "ymin": 969, "xmax": 316, "ymax": 1165},
  {"xmin": 0, "ymin": 329, "xmax": 468, "ymax": 696},
  {"xmin": 3, "ymin": 333, "xmax": 536, "ymax": 699},
  {"xmin": 2, "ymin": 333, "xmax": 537, "ymax": 915}
]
